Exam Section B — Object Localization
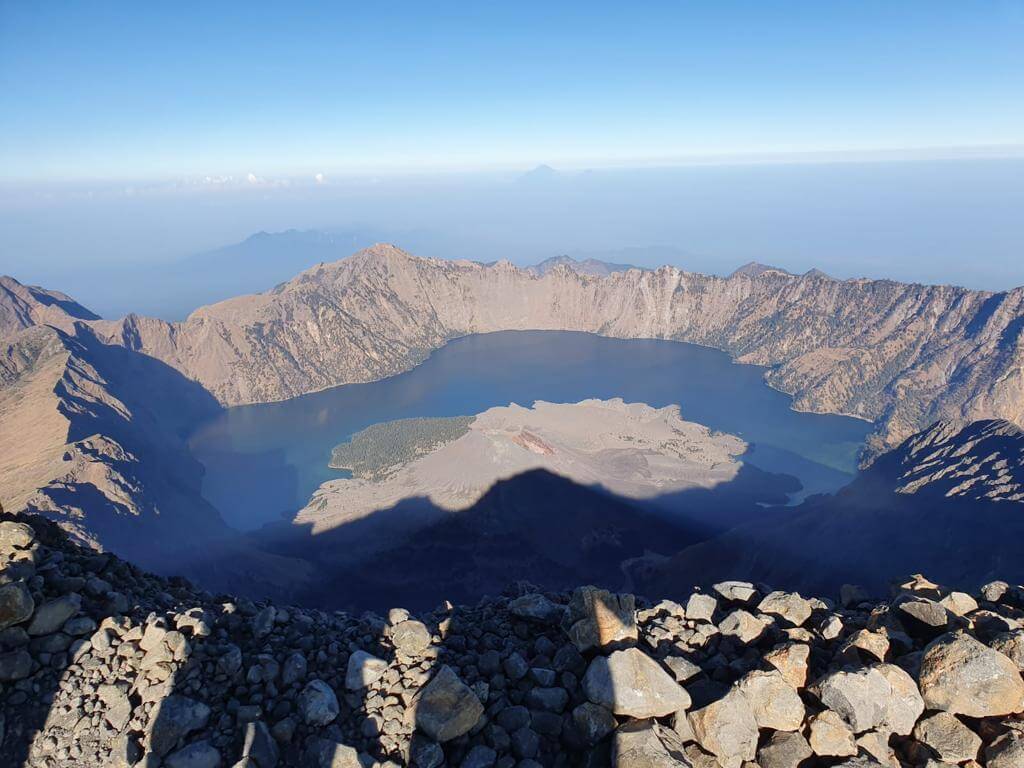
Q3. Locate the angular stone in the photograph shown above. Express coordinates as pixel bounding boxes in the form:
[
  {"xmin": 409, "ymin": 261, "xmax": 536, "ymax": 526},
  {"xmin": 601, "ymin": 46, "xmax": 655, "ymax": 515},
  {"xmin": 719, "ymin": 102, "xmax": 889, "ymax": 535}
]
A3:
[
  {"xmin": 939, "ymin": 591, "xmax": 978, "ymax": 616},
  {"xmin": 298, "ymin": 680, "xmax": 340, "ymax": 726},
  {"xmin": 414, "ymin": 665, "xmax": 483, "ymax": 742},
  {"xmin": 0, "ymin": 582, "xmax": 34, "ymax": 630},
  {"xmin": 613, "ymin": 719, "xmax": 690, "ymax": 767},
  {"xmin": 855, "ymin": 730, "xmax": 895, "ymax": 766},
  {"xmin": 0, "ymin": 648, "xmax": 31, "ymax": 680},
  {"xmin": 345, "ymin": 650, "xmax": 387, "ymax": 690},
  {"xmin": 572, "ymin": 702, "xmax": 617, "ymax": 746},
  {"xmin": 26, "ymin": 593, "xmax": 81, "ymax": 636},
  {"xmin": 757, "ymin": 730, "xmax": 813, "ymax": 768},
  {"xmin": 685, "ymin": 593, "xmax": 717, "ymax": 623},
  {"xmin": 281, "ymin": 651, "xmax": 307, "ymax": 686},
  {"xmin": 764, "ymin": 642, "xmax": 810, "ymax": 689},
  {"xmin": 98, "ymin": 683, "xmax": 132, "ymax": 731},
  {"xmin": 913, "ymin": 712, "xmax": 981, "ymax": 763},
  {"xmin": 687, "ymin": 688, "xmax": 758, "ymax": 768},
  {"xmin": 712, "ymin": 581, "xmax": 758, "ymax": 605},
  {"xmin": 0, "ymin": 521, "xmax": 34, "ymax": 553},
  {"xmin": 808, "ymin": 709, "xmax": 856, "ymax": 757},
  {"xmin": 165, "ymin": 740, "xmax": 220, "ymax": 768},
  {"xmin": 840, "ymin": 629, "xmax": 889, "ymax": 661},
  {"xmin": 840, "ymin": 584, "xmax": 870, "ymax": 607},
  {"xmin": 241, "ymin": 721, "xmax": 279, "ymax": 768},
  {"xmin": 897, "ymin": 599, "xmax": 951, "ymax": 638},
  {"xmin": 252, "ymin": 606, "xmax": 275, "ymax": 638},
  {"xmin": 304, "ymin": 738, "xmax": 364, "ymax": 768},
  {"xmin": 736, "ymin": 669, "xmax": 804, "ymax": 731},
  {"xmin": 583, "ymin": 647, "xmax": 691, "ymax": 718},
  {"xmin": 875, "ymin": 662, "xmax": 924, "ymax": 735},
  {"xmin": 564, "ymin": 586, "xmax": 637, "ymax": 653},
  {"xmin": 918, "ymin": 631, "xmax": 1024, "ymax": 716},
  {"xmin": 663, "ymin": 655, "xmax": 701, "ymax": 684},
  {"xmin": 758, "ymin": 591, "xmax": 812, "ymax": 627},
  {"xmin": 986, "ymin": 731, "xmax": 1024, "ymax": 768},
  {"xmin": 391, "ymin": 619, "xmax": 431, "ymax": 656},
  {"xmin": 718, "ymin": 610, "xmax": 766, "ymax": 644},
  {"xmin": 508, "ymin": 593, "xmax": 563, "ymax": 624},
  {"xmin": 811, "ymin": 667, "xmax": 890, "ymax": 733},
  {"xmin": 989, "ymin": 630, "xmax": 1024, "ymax": 670},
  {"xmin": 147, "ymin": 696, "xmax": 212, "ymax": 756}
]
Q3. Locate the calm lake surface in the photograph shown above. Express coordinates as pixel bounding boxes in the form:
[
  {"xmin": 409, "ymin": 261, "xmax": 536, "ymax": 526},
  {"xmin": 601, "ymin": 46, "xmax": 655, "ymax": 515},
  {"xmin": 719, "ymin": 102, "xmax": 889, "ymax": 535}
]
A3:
[{"xmin": 189, "ymin": 331, "xmax": 872, "ymax": 531}]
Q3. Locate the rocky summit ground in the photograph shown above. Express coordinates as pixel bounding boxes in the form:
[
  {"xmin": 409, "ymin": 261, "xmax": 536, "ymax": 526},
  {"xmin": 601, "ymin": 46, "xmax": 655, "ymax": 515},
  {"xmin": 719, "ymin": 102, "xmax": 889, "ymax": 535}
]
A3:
[{"xmin": 2, "ymin": 512, "xmax": 1024, "ymax": 768}]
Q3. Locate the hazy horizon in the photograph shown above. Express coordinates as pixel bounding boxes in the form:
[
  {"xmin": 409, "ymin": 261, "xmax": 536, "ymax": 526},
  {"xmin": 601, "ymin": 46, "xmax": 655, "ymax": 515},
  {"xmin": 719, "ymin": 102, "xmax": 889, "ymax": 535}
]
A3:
[{"xmin": 3, "ymin": 3, "xmax": 1023, "ymax": 314}]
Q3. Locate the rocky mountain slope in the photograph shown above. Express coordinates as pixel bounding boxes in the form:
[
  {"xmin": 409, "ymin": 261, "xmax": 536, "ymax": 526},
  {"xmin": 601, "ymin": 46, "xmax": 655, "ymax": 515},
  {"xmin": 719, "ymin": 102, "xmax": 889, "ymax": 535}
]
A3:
[
  {"xmin": 0, "ymin": 319, "xmax": 310, "ymax": 598},
  {"xmin": 3, "ymin": 513, "xmax": 1024, "ymax": 768},
  {"xmin": 70, "ymin": 244, "xmax": 1023, "ymax": 457},
  {"xmin": 865, "ymin": 419, "xmax": 1024, "ymax": 502},
  {"xmin": 0, "ymin": 276, "xmax": 99, "ymax": 339},
  {"xmin": 641, "ymin": 419, "xmax": 1024, "ymax": 599}
]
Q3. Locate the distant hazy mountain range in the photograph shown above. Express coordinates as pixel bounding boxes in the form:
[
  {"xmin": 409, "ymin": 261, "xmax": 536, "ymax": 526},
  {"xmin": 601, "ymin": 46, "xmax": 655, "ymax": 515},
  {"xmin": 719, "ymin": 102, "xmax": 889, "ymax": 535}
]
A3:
[{"xmin": 2, "ymin": 244, "xmax": 1024, "ymax": 602}]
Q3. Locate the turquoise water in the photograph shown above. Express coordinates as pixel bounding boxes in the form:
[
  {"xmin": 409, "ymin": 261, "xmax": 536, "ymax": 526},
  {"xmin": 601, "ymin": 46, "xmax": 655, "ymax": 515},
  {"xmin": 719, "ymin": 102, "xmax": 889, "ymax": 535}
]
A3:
[{"xmin": 189, "ymin": 331, "xmax": 872, "ymax": 531}]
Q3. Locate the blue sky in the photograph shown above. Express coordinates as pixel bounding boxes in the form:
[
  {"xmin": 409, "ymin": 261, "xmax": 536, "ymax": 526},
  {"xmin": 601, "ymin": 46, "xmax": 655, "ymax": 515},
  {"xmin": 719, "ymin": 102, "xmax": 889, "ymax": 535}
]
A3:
[{"xmin": 2, "ymin": 1, "xmax": 1023, "ymax": 180}]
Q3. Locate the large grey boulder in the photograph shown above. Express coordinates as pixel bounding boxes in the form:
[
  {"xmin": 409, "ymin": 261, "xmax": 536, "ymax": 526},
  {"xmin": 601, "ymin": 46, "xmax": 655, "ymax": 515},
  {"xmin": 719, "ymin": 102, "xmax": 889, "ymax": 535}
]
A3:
[
  {"xmin": 298, "ymin": 680, "xmax": 340, "ymax": 726},
  {"xmin": 918, "ymin": 631, "xmax": 1024, "ymax": 716},
  {"xmin": 0, "ymin": 649, "xmax": 31, "ymax": 681},
  {"xmin": 0, "ymin": 582, "xmax": 34, "ymax": 630},
  {"xmin": 989, "ymin": 630, "xmax": 1024, "ymax": 670},
  {"xmin": 164, "ymin": 740, "xmax": 221, "ymax": 768},
  {"xmin": 582, "ymin": 647, "xmax": 691, "ymax": 718},
  {"xmin": 808, "ymin": 709, "xmax": 856, "ymax": 757},
  {"xmin": 0, "ymin": 521, "xmax": 35, "ymax": 554},
  {"xmin": 758, "ymin": 591, "xmax": 812, "ymax": 627},
  {"xmin": 345, "ymin": 650, "xmax": 387, "ymax": 690},
  {"xmin": 736, "ymin": 669, "xmax": 804, "ymax": 731},
  {"xmin": 391, "ymin": 619, "xmax": 432, "ymax": 656},
  {"xmin": 987, "ymin": 731, "xmax": 1024, "ymax": 768},
  {"xmin": 572, "ymin": 702, "xmax": 617, "ymax": 746},
  {"xmin": 508, "ymin": 593, "xmax": 564, "ymax": 624},
  {"xmin": 612, "ymin": 719, "xmax": 690, "ymax": 767},
  {"xmin": 564, "ymin": 585, "xmax": 637, "ymax": 652},
  {"xmin": 685, "ymin": 593, "xmax": 717, "ymax": 623},
  {"xmin": 414, "ymin": 665, "xmax": 484, "ymax": 742},
  {"xmin": 912, "ymin": 712, "xmax": 981, "ymax": 763},
  {"xmin": 304, "ymin": 738, "xmax": 365, "ymax": 768},
  {"xmin": 687, "ymin": 688, "xmax": 758, "ymax": 768},
  {"xmin": 811, "ymin": 667, "xmax": 891, "ymax": 733},
  {"xmin": 147, "ymin": 696, "xmax": 212, "ymax": 756},
  {"xmin": 757, "ymin": 730, "xmax": 813, "ymax": 768},
  {"xmin": 764, "ymin": 642, "xmax": 809, "ymax": 688},
  {"xmin": 874, "ymin": 663, "xmax": 924, "ymax": 735},
  {"xmin": 26, "ymin": 593, "xmax": 81, "ymax": 636},
  {"xmin": 718, "ymin": 610, "xmax": 766, "ymax": 644},
  {"xmin": 712, "ymin": 581, "xmax": 758, "ymax": 605}
]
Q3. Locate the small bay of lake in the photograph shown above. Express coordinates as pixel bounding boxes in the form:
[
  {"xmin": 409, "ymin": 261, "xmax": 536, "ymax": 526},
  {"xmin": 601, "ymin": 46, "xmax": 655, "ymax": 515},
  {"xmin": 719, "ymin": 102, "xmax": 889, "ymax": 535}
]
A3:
[{"xmin": 188, "ymin": 331, "xmax": 871, "ymax": 531}]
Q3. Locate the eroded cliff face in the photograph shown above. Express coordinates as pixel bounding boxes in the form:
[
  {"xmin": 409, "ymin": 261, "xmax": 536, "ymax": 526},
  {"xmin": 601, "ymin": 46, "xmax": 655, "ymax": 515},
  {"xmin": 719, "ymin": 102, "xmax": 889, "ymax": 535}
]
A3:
[{"xmin": 84, "ymin": 245, "xmax": 1024, "ymax": 455}]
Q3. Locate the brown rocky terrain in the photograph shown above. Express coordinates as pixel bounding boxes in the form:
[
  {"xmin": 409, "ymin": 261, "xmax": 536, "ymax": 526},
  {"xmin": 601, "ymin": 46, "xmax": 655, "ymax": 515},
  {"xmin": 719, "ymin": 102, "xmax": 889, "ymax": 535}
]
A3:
[{"xmin": 2, "ymin": 513, "xmax": 1024, "ymax": 767}]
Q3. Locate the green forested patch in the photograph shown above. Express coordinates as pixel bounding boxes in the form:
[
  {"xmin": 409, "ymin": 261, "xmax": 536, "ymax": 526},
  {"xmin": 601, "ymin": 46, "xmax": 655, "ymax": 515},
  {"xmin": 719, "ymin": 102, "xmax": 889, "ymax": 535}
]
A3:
[{"xmin": 329, "ymin": 415, "xmax": 474, "ymax": 480}]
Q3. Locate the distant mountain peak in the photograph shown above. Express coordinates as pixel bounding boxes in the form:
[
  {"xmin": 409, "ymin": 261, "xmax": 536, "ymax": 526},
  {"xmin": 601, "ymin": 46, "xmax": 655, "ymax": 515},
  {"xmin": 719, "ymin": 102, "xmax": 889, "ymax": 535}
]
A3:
[
  {"xmin": 517, "ymin": 164, "xmax": 559, "ymax": 184},
  {"xmin": 729, "ymin": 261, "xmax": 794, "ymax": 278},
  {"xmin": 527, "ymin": 254, "xmax": 639, "ymax": 278}
]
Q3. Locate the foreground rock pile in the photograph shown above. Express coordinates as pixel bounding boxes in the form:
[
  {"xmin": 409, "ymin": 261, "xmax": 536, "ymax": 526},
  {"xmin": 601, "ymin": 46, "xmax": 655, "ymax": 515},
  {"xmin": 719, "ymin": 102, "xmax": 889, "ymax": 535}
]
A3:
[{"xmin": 2, "ymin": 514, "xmax": 1024, "ymax": 767}]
